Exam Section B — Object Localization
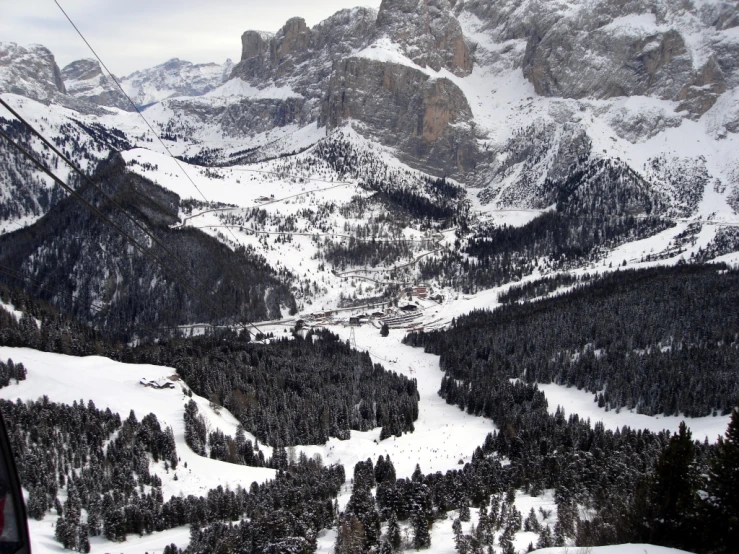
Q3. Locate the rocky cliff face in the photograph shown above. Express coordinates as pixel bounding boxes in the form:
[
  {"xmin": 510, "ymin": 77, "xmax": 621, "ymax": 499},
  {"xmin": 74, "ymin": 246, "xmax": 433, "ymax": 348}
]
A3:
[
  {"xmin": 61, "ymin": 59, "xmax": 132, "ymax": 111},
  {"xmin": 3, "ymin": 0, "xmax": 739, "ymax": 216},
  {"xmin": 231, "ymin": 2, "xmax": 476, "ymax": 177},
  {"xmin": 232, "ymin": 8, "xmax": 377, "ymax": 101},
  {"xmin": 0, "ymin": 42, "xmax": 111, "ymax": 115},
  {"xmin": 0, "ymin": 43, "xmax": 65, "ymax": 102},
  {"xmin": 463, "ymin": 0, "xmax": 739, "ymax": 118},
  {"xmin": 322, "ymin": 57, "xmax": 476, "ymax": 175},
  {"xmin": 375, "ymin": 0, "xmax": 472, "ymax": 76}
]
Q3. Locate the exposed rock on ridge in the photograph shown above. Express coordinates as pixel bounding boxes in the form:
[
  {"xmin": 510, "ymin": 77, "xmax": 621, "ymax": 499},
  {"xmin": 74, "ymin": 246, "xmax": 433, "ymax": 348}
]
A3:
[
  {"xmin": 232, "ymin": 8, "xmax": 378, "ymax": 99},
  {"xmin": 462, "ymin": 0, "xmax": 739, "ymax": 118},
  {"xmin": 322, "ymin": 57, "xmax": 476, "ymax": 176},
  {"xmin": 375, "ymin": 0, "xmax": 473, "ymax": 76},
  {"xmin": 232, "ymin": 3, "xmax": 477, "ymax": 177},
  {"xmin": 0, "ymin": 43, "xmax": 66, "ymax": 101},
  {"xmin": 0, "ymin": 42, "xmax": 112, "ymax": 115},
  {"xmin": 120, "ymin": 58, "xmax": 234, "ymax": 107},
  {"xmin": 61, "ymin": 59, "xmax": 132, "ymax": 111}
]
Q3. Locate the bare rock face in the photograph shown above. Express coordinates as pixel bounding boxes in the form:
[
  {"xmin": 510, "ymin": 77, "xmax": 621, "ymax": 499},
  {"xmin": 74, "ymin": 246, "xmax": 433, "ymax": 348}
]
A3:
[
  {"xmin": 322, "ymin": 57, "xmax": 476, "ymax": 177},
  {"xmin": 523, "ymin": 19, "xmax": 694, "ymax": 103},
  {"xmin": 676, "ymin": 56, "xmax": 727, "ymax": 116},
  {"xmin": 232, "ymin": 4, "xmax": 477, "ymax": 176},
  {"xmin": 0, "ymin": 42, "xmax": 65, "ymax": 101},
  {"xmin": 61, "ymin": 59, "xmax": 132, "ymax": 111},
  {"xmin": 375, "ymin": 0, "xmax": 472, "ymax": 76},
  {"xmin": 699, "ymin": 1, "xmax": 739, "ymax": 31},
  {"xmin": 165, "ymin": 96, "xmax": 308, "ymax": 138},
  {"xmin": 463, "ymin": 0, "xmax": 739, "ymax": 118},
  {"xmin": 232, "ymin": 8, "xmax": 378, "ymax": 98}
]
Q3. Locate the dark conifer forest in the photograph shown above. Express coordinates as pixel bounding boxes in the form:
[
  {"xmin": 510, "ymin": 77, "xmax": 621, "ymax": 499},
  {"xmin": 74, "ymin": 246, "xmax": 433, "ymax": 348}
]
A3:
[
  {"xmin": 408, "ymin": 264, "xmax": 739, "ymax": 417},
  {"xmin": 1, "ymin": 263, "xmax": 738, "ymax": 553},
  {"xmin": 403, "ymin": 264, "xmax": 739, "ymax": 553},
  {"xmin": 0, "ymin": 154, "xmax": 296, "ymax": 340},
  {"xmin": 127, "ymin": 329, "xmax": 419, "ymax": 447}
]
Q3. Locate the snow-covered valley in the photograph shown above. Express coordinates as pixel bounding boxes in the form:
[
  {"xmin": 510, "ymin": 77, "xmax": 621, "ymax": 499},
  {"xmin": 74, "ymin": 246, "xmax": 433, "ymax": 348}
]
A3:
[{"xmin": 1, "ymin": 0, "xmax": 739, "ymax": 552}]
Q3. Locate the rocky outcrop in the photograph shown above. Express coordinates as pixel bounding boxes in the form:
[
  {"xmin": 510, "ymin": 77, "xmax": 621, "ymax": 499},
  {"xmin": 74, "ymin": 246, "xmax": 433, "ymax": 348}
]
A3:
[
  {"xmin": 232, "ymin": 3, "xmax": 477, "ymax": 176},
  {"xmin": 676, "ymin": 56, "xmax": 727, "ymax": 116},
  {"xmin": 463, "ymin": 0, "xmax": 739, "ymax": 118},
  {"xmin": 375, "ymin": 0, "xmax": 472, "ymax": 76},
  {"xmin": 699, "ymin": 1, "xmax": 739, "ymax": 31},
  {"xmin": 120, "ymin": 58, "xmax": 234, "ymax": 107},
  {"xmin": 61, "ymin": 59, "xmax": 132, "ymax": 111},
  {"xmin": 165, "ymin": 95, "xmax": 308, "ymax": 138},
  {"xmin": 232, "ymin": 7, "xmax": 378, "ymax": 99},
  {"xmin": 0, "ymin": 42, "xmax": 65, "ymax": 101},
  {"xmin": 523, "ymin": 20, "xmax": 693, "ymax": 103},
  {"xmin": 322, "ymin": 57, "xmax": 476, "ymax": 177},
  {"xmin": 476, "ymin": 119, "xmax": 592, "ymax": 208}
]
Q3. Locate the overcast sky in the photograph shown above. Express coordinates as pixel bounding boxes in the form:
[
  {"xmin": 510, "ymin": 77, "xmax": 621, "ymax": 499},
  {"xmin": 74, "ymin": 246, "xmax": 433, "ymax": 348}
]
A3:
[{"xmin": 1, "ymin": 0, "xmax": 382, "ymax": 76}]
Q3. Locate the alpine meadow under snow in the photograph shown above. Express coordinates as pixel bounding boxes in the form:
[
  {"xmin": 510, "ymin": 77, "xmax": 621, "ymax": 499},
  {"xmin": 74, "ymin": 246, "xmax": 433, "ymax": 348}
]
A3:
[{"xmin": 1, "ymin": 0, "xmax": 739, "ymax": 553}]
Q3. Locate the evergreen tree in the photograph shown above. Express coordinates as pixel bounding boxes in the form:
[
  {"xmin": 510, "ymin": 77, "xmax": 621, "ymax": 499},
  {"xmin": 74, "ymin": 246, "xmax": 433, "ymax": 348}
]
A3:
[
  {"xmin": 452, "ymin": 518, "xmax": 462, "ymax": 549},
  {"xmin": 26, "ymin": 486, "xmax": 47, "ymax": 520},
  {"xmin": 648, "ymin": 421, "xmax": 699, "ymax": 547},
  {"xmin": 412, "ymin": 508, "xmax": 431, "ymax": 549},
  {"xmin": 77, "ymin": 524, "xmax": 91, "ymax": 554},
  {"xmin": 459, "ymin": 499, "xmax": 471, "ymax": 522},
  {"xmin": 387, "ymin": 511, "xmax": 401, "ymax": 550},
  {"xmin": 379, "ymin": 538, "xmax": 394, "ymax": 554},
  {"xmin": 524, "ymin": 508, "xmax": 540, "ymax": 533},
  {"xmin": 536, "ymin": 525, "xmax": 553, "ymax": 549},
  {"xmin": 709, "ymin": 406, "xmax": 739, "ymax": 553},
  {"xmin": 335, "ymin": 514, "xmax": 366, "ymax": 554}
]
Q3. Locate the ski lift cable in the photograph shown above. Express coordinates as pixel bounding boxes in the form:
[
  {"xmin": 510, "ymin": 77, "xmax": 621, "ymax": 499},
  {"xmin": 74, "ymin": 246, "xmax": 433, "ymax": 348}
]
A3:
[
  {"xmin": 0, "ymin": 96, "xmax": 264, "ymax": 336},
  {"xmin": 52, "ymin": 0, "xmax": 246, "ymax": 249},
  {"xmin": 0, "ymin": 128, "xmax": 263, "ymax": 337}
]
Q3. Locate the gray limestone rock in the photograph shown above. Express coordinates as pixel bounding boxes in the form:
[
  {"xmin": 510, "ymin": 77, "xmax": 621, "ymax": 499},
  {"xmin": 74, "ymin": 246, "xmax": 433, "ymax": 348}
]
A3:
[
  {"xmin": 0, "ymin": 42, "xmax": 65, "ymax": 101},
  {"xmin": 465, "ymin": 0, "xmax": 739, "ymax": 118},
  {"xmin": 523, "ymin": 21, "xmax": 694, "ymax": 102},
  {"xmin": 61, "ymin": 59, "xmax": 132, "ymax": 111},
  {"xmin": 375, "ymin": 0, "xmax": 473, "ymax": 76},
  {"xmin": 232, "ymin": 7, "xmax": 378, "ymax": 103},
  {"xmin": 163, "ymin": 96, "xmax": 308, "ymax": 139},
  {"xmin": 120, "ymin": 58, "xmax": 234, "ymax": 107},
  {"xmin": 322, "ymin": 56, "xmax": 477, "ymax": 178}
]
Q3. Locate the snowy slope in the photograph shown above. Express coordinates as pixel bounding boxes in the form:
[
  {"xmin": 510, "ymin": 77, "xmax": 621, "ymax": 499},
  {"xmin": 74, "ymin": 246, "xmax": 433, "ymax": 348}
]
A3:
[
  {"xmin": 0, "ymin": 346, "xmax": 276, "ymax": 554},
  {"xmin": 533, "ymin": 546, "xmax": 694, "ymax": 554}
]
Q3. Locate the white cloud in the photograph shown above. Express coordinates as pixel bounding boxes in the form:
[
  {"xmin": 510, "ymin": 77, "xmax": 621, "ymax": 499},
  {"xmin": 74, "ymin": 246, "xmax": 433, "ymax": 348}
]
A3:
[{"xmin": 0, "ymin": 0, "xmax": 381, "ymax": 75}]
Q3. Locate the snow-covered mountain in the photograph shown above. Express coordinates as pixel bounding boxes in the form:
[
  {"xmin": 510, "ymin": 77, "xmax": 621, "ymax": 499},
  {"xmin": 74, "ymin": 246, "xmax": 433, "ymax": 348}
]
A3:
[
  {"xmin": 1, "ymin": 0, "xmax": 738, "ymax": 309},
  {"xmin": 61, "ymin": 58, "xmax": 131, "ymax": 111},
  {"xmin": 0, "ymin": 42, "xmax": 66, "ymax": 102},
  {"xmin": 119, "ymin": 57, "xmax": 235, "ymax": 107},
  {"xmin": 2, "ymin": 3, "xmax": 739, "ymax": 554}
]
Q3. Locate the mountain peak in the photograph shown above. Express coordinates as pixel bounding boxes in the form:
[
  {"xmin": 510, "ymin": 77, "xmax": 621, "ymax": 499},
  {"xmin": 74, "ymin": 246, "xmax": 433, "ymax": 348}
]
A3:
[
  {"xmin": 0, "ymin": 41, "xmax": 66, "ymax": 100},
  {"xmin": 376, "ymin": 0, "xmax": 472, "ymax": 76}
]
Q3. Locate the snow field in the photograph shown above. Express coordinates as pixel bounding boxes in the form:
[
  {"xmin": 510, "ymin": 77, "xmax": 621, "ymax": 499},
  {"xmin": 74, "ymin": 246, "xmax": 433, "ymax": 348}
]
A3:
[
  {"xmin": 0, "ymin": 347, "xmax": 277, "ymax": 503},
  {"xmin": 532, "ymin": 545, "xmax": 695, "ymax": 554},
  {"xmin": 538, "ymin": 383, "xmax": 731, "ymax": 443},
  {"xmin": 293, "ymin": 323, "xmax": 496, "ymax": 482}
]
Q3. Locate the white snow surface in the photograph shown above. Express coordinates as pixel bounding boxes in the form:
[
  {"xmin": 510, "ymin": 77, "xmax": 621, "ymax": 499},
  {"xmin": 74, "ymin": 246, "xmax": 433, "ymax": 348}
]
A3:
[
  {"xmin": 203, "ymin": 78, "xmax": 300, "ymax": 100},
  {"xmin": 538, "ymin": 383, "xmax": 732, "ymax": 443},
  {"xmin": 0, "ymin": 346, "xmax": 276, "ymax": 553},
  {"xmin": 0, "ymin": 347, "xmax": 277, "ymax": 497},
  {"xmin": 293, "ymin": 324, "xmax": 495, "ymax": 480},
  {"xmin": 533, "ymin": 545, "xmax": 694, "ymax": 554}
]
